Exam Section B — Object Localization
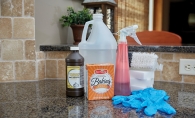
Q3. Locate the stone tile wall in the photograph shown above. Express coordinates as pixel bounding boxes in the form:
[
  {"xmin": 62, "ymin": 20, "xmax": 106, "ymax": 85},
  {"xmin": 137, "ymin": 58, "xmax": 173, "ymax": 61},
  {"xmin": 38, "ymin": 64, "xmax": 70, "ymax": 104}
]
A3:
[
  {"xmin": 155, "ymin": 52, "xmax": 195, "ymax": 83},
  {"xmin": 0, "ymin": 0, "xmax": 45, "ymax": 82},
  {"xmin": 0, "ymin": 0, "xmax": 194, "ymax": 84},
  {"xmin": 45, "ymin": 51, "xmax": 70, "ymax": 79}
]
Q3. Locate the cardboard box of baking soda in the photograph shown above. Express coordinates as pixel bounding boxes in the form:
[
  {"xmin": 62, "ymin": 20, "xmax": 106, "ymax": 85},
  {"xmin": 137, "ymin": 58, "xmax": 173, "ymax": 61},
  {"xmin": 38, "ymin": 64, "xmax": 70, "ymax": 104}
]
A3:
[{"xmin": 86, "ymin": 63, "xmax": 114, "ymax": 100}]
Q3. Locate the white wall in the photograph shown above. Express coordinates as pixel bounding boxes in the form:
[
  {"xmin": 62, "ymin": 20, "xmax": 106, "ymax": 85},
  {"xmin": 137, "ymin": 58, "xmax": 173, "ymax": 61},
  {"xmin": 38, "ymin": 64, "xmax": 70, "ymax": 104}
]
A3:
[{"xmin": 35, "ymin": 0, "xmax": 84, "ymax": 51}]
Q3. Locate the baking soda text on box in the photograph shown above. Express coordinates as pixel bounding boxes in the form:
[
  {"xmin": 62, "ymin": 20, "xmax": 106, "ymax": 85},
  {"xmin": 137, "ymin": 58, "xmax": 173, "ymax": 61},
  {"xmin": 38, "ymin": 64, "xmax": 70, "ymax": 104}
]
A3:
[{"xmin": 86, "ymin": 64, "xmax": 114, "ymax": 100}]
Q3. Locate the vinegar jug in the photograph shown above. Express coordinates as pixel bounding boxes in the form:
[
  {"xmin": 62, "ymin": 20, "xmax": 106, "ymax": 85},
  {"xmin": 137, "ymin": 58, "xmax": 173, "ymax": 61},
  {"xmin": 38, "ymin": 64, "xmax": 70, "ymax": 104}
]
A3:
[{"xmin": 78, "ymin": 14, "xmax": 117, "ymax": 93}]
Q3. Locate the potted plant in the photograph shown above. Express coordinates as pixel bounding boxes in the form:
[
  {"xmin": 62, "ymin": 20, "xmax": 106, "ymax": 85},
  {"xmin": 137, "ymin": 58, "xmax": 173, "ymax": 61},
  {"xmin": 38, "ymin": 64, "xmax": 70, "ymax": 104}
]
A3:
[{"xmin": 59, "ymin": 7, "xmax": 92, "ymax": 45}]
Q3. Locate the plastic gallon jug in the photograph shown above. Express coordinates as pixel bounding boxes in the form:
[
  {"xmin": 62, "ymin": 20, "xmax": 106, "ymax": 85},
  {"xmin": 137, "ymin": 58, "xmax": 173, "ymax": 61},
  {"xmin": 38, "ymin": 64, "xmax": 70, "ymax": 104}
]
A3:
[{"xmin": 78, "ymin": 14, "xmax": 117, "ymax": 93}]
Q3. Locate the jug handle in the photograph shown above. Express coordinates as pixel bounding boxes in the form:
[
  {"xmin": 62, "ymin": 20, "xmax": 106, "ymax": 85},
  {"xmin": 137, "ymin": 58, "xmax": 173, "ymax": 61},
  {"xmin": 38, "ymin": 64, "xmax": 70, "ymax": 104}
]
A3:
[{"xmin": 81, "ymin": 20, "xmax": 94, "ymax": 42}]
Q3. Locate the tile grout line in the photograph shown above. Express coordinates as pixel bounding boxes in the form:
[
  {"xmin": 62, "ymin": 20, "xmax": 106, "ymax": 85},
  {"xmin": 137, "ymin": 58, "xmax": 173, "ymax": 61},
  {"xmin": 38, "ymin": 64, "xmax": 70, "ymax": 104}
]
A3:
[
  {"xmin": 23, "ymin": 40, "xmax": 25, "ymax": 60},
  {"xmin": 22, "ymin": 0, "xmax": 24, "ymax": 17},
  {"xmin": 42, "ymin": 53, "xmax": 46, "ymax": 74},
  {"xmin": 44, "ymin": 53, "xmax": 47, "ymax": 79},
  {"xmin": 0, "ymin": 1, "xmax": 1, "ymax": 16},
  {"xmin": 12, "ymin": 17, "xmax": 14, "ymax": 39},
  {"xmin": 0, "ymin": 79, "xmax": 40, "ymax": 83},
  {"xmin": 182, "ymin": 75, "xmax": 184, "ymax": 83},
  {"xmin": 13, "ymin": 61, "xmax": 16, "ymax": 82},
  {"xmin": 44, "ymin": 59, "xmax": 66, "ymax": 60},
  {"xmin": 35, "ymin": 60, "xmax": 38, "ymax": 80},
  {"xmin": 0, "ymin": 40, "xmax": 1, "ymax": 61},
  {"xmin": 35, "ymin": 52, "xmax": 38, "ymax": 80},
  {"xmin": 0, "ymin": 39, "xmax": 2, "ymax": 61},
  {"xmin": 57, "ymin": 60, "xmax": 58, "ymax": 78},
  {"xmin": 173, "ymin": 53, "xmax": 175, "ymax": 61},
  {"xmin": 44, "ymin": 60, "xmax": 46, "ymax": 80}
]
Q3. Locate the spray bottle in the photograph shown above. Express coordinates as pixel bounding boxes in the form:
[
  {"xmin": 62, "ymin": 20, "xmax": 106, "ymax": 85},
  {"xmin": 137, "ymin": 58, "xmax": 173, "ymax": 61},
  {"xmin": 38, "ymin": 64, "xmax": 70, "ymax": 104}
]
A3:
[{"xmin": 114, "ymin": 25, "xmax": 142, "ymax": 96}]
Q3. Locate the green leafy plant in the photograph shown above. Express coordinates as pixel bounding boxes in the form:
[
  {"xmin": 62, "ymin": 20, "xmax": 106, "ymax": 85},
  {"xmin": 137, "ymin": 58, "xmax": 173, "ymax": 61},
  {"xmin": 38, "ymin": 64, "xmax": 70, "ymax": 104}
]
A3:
[{"xmin": 59, "ymin": 7, "xmax": 92, "ymax": 27}]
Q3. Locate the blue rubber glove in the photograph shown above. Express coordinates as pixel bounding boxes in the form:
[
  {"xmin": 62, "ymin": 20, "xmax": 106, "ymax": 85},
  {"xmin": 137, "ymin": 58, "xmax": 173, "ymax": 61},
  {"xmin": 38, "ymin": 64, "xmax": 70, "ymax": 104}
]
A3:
[
  {"xmin": 144, "ymin": 104, "xmax": 157, "ymax": 116},
  {"xmin": 112, "ymin": 88, "xmax": 176, "ymax": 116},
  {"xmin": 112, "ymin": 96, "xmax": 127, "ymax": 105},
  {"xmin": 156, "ymin": 100, "xmax": 176, "ymax": 115}
]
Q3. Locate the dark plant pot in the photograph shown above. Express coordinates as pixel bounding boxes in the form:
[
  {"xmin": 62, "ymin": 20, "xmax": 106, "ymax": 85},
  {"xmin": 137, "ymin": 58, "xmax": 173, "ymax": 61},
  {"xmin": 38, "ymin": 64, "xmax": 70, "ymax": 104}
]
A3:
[
  {"xmin": 71, "ymin": 25, "xmax": 84, "ymax": 45},
  {"xmin": 71, "ymin": 25, "xmax": 91, "ymax": 45}
]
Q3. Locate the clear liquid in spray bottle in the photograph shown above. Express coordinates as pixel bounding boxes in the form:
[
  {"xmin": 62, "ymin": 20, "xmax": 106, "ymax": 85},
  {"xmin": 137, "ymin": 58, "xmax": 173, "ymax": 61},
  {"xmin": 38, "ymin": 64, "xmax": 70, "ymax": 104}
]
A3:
[{"xmin": 114, "ymin": 25, "xmax": 142, "ymax": 96}]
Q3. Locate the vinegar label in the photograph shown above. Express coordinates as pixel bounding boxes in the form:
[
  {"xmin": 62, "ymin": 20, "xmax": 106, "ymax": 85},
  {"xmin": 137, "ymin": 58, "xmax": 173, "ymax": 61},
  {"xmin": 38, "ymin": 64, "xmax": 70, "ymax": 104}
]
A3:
[{"xmin": 67, "ymin": 66, "xmax": 84, "ymax": 88}]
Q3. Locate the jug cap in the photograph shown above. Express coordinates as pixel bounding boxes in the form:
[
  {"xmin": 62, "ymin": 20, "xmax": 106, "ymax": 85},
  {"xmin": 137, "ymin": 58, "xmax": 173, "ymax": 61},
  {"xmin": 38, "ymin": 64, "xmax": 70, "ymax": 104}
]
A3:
[
  {"xmin": 93, "ymin": 14, "xmax": 103, "ymax": 19},
  {"xmin": 70, "ymin": 46, "xmax": 79, "ymax": 50}
]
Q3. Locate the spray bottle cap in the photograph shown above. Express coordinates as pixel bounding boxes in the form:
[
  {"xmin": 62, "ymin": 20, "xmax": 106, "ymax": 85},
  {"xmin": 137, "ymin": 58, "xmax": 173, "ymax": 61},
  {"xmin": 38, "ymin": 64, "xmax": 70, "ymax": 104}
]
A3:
[{"xmin": 116, "ymin": 25, "xmax": 142, "ymax": 45}]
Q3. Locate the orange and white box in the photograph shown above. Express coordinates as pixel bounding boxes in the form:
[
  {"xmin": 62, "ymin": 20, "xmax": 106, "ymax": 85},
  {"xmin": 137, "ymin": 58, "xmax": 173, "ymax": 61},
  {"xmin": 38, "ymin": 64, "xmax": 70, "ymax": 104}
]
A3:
[{"xmin": 86, "ymin": 63, "xmax": 114, "ymax": 100}]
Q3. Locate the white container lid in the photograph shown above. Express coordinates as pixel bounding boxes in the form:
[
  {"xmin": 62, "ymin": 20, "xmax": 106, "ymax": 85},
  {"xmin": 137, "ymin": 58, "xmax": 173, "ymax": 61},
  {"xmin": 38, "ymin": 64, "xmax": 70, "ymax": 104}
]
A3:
[
  {"xmin": 83, "ymin": 0, "xmax": 116, "ymax": 4},
  {"xmin": 93, "ymin": 14, "xmax": 103, "ymax": 19},
  {"xmin": 70, "ymin": 46, "xmax": 79, "ymax": 50}
]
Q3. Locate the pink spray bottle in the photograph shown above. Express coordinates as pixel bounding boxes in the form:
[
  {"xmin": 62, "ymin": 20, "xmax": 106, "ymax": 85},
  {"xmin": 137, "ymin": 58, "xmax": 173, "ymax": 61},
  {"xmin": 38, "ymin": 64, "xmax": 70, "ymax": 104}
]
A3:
[{"xmin": 114, "ymin": 25, "xmax": 142, "ymax": 96}]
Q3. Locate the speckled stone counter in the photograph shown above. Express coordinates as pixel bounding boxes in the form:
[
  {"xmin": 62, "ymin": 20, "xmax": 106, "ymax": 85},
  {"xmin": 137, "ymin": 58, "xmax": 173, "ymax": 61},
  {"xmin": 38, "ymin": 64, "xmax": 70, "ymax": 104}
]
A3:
[
  {"xmin": 1, "ymin": 79, "xmax": 195, "ymax": 118},
  {"xmin": 128, "ymin": 45, "xmax": 195, "ymax": 53},
  {"xmin": 40, "ymin": 44, "xmax": 195, "ymax": 53},
  {"xmin": 40, "ymin": 44, "xmax": 73, "ymax": 51}
]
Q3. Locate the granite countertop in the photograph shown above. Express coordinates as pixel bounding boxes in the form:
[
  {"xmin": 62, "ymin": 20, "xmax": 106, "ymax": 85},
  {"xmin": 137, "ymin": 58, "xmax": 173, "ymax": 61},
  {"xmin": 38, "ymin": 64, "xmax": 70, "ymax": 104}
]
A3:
[
  {"xmin": 40, "ymin": 44, "xmax": 195, "ymax": 53},
  {"xmin": 1, "ymin": 79, "xmax": 195, "ymax": 118}
]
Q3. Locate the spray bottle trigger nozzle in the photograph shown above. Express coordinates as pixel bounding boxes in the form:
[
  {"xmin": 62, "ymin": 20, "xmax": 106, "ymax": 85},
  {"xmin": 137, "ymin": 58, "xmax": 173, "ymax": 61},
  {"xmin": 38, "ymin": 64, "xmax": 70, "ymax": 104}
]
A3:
[
  {"xmin": 119, "ymin": 25, "xmax": 142, "ymax": 45},
  {"xmin": 133, "ymin": 25, "xmax": 138, "ymax": 29}
]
